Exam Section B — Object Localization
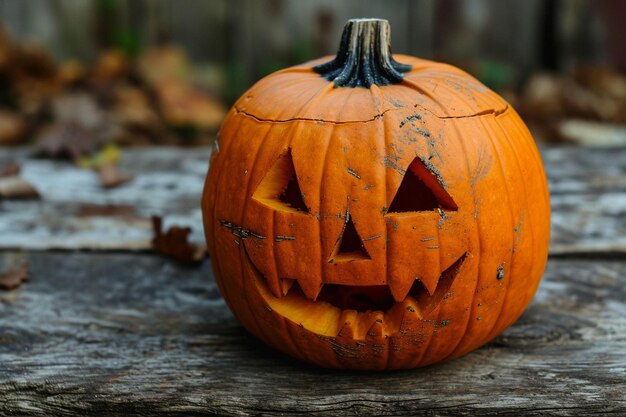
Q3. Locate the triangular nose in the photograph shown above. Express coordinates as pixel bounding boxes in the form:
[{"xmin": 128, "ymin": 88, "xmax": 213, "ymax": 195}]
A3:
[{"xmin": 329, "ymin": 216, "xmax": 371, "ymax": 263}]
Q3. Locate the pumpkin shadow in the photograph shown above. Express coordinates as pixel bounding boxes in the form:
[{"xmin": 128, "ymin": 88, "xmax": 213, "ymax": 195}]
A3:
[{"xmin": 231, "ymin": 328, "xmax": 463, "ymax": 376}]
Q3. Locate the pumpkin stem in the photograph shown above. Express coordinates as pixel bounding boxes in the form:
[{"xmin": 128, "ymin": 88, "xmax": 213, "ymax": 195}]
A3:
[{"xmin": 313, "ymin": 18, "xmax": 411, "ymax": 88}]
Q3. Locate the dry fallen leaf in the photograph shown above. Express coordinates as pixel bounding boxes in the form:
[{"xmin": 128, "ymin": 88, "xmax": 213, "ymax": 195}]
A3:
[
  {"xmin": 0, "ymin": 263, "xmax": 29, "ymax": 291},
  {"xmin": 137, "ymin": 45, "xmax": 191, "ymax": 86},
  {"xmin": 0, "ymin": 176, "xmax": 40, "ymax": 199},
  {"xmin": 111, "ymin": 85, "xmax": 161, "ymax": 130},
  {"xmin": 0, "ymin": 110, "xmax": 26, "ymax": 145},
  {"xmin": 137, "ymin": 45, "xmax": 225, "ymax": 131},
  {"xmin": 36, "ymin": 121, "xmax": 106, "ymax": 161},
  {"xmin": 36, "ymin": 91, "xmax": 118, "ymax": 161},
  {"xmin": 520, "ymin": 73, "xmax": 564, "ymax": 121},
  {"xmin": 155, "ymin": 80, "xmax": 226, "ymax": 131},
  {"xmin": 10, "ymin": 42, "xmax": 63, "ymax": 116},
  {"xmin": 77, "ymin": 203, "xmax": 139, "ymax": 218},
  {"xmin": 571, "ymin": 65, "xmax": 626, "ymax": 101},
  {"xmin": 555, "ymin": 119, "xmax": 626, "ymax": 147},
  {"xmin": 91, "ymin": 49, "xmax": 129, "ymax": 85},
  {"xmin": 58, "ymin": 59, "xmax": 87, "ymax": 86},
  {"xmin": 0, "ymin": 161, "xmax": 20, "ymax": 177},
  {"xmin": 0, "ymin": 26, "xmax": 14, "ymax": 71},
  {"xmin": 152, "ymin": 216, "xmax": 207, "ymax": 264}
]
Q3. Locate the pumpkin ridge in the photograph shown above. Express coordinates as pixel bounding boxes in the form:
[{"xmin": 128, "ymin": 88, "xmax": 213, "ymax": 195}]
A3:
[
  {"xmin": 239, "ymin": 123, "xmax": 283, "ymax": 300},
  {"xmin": 494, "ymin": 111, "xmax": 549, "ymax": 330},
  {"xmin": 279, "ymin": 79, "xmax": 336, "ymax": 123},
  {"xmin": 442, "ymin": 115, "xmax": 516, "ymax": 361},
  {"xmin": 317, "ymin": 121, "xmax": 337, "ymax": 297},
  {"xmin": 484, "ymin": 115, "xmax": 536, "ymax": 343},
  {"xmin": 434, "ymin": 120, "xmax": 483, "ymax": 363},
  {"xmin": 379, "ymin": 85, "xmax": 393, "ymax": 302},
  {"xmin": 402, "ymin": 76, "xmax": 510, "ymax": 119},
  {"xmin": 239, "ymin": 122, "xmax": 283, "ymax": 341},
  {"xmin": 207, "ymin": 113, "xmax": 246, "ymax": 313},
  {"xmin": 471, "ymin": 115, "xmax": 519, "ymax": 347}
]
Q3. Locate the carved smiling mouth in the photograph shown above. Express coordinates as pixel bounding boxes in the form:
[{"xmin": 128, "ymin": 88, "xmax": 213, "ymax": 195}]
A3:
[{"xmin": 244, "ymin": 246, "xmax": 468, "ymax": 339}]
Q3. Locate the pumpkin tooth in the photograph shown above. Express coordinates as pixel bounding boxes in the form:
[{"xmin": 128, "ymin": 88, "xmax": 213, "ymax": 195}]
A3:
[
  {"xmin": 296, "ymin": 279, "xmax": 323, "ymax": 301},
  {"xmin": 243, "ymin": 245, "xmax": 282, "ymax": 298},
  {"xmin": 364, "ymin": 312, "xmax": 385, "ymax": 342},
  {"xmin": 419, "ymin": 269, "xmax": 441, "ymax": 297},
  {"xmin": 398, "ymin": 298, "xmax": 423, "ymax": 333},
  {"xmin": 336, "ymin": 310, "xmax": 358, "ymax": 338},
  {"xmin": 264, "ymin": 272, "xmax": 283, "ymax": 299},
  {"xmin": 280, "ymin": 278, "xmax": 295, "ymax": 296},
  {"xmin": 388, "ymin": 276, "xmax": 413, "ymax": 303}
]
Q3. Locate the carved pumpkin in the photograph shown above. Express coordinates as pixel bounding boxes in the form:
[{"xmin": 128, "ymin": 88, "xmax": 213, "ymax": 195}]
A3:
[{"xmin": 202, "ymin": 19, "xmax": 550, "ymax": 370}]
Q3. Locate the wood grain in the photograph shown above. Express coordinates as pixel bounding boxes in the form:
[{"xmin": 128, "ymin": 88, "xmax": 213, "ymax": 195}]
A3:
[
  {"xmin": 0, "ymin": 147, "xmax": 207, "ymax": 250},
  {"xmin": 0, "ymin": 252, "xmax": 624, "ymax": 416}
]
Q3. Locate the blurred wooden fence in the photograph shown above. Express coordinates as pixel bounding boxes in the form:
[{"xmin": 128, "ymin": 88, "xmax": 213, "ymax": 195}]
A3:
[{"xmin": 0, "ymin": 0, "xmax": 618, "ymax": 94}]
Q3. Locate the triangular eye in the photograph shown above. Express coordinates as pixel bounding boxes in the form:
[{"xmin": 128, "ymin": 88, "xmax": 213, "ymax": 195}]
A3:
[
  {"xmin": 252, "ymin": 149, "xmax": 309, "ymax": 214},
  {"xmin": 329, "ymin": 216, "xmax": 371, "ymax": 263},
  {"xmin": 388, "ymin": 157, "xmax": 458, "ymax": 213}
]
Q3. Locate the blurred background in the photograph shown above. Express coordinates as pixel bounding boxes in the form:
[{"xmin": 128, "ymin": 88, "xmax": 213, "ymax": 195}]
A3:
[
  {"xmin": 0, "ymin": 0, "xmax": 625, "ymax": 264},
  {"xmin": 0, "ymin": 0, "xmax": 625, "ymax": 150}
]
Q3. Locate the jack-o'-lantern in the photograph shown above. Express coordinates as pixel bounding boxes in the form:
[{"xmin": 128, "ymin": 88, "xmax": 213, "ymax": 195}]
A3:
[{"xmin": 202, "ymin": 19, "xmax": 550, "ymax": 369}]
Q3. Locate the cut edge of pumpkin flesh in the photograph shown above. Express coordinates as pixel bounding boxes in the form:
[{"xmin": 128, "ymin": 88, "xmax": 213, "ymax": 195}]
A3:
[
  {"xmin": 245, "ymin": 249, "xmax": 468, "ymax": 340},
  {"xmin": 253, "ymin": 268, "xmax": 420, "ymax": 339}
]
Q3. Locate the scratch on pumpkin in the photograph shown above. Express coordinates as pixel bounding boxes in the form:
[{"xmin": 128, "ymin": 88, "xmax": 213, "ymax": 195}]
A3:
[
  {"xmin": 512, "ymin": 210, "xmax": 525, "ymax": 253},
  {"xmin": 347, "ymin": 167, "xmax": 361, "ymax": 179},
  {"xmin": 470, "ymin": 145, "xmax": 493, "ymax": 186},
  {"xmin": 275, "ymin": 235, "xmax": 296, "ymax": 242},
  {"xmin": 219, "ymin": 220, "xmax": 266, "ymax": 240},
  {"xmin": 398, "ymin": 114, "xmax": 422, "ymax": 128}
]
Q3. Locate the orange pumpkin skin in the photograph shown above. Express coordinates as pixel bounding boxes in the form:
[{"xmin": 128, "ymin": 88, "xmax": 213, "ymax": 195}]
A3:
[{"xmin": 202, "ymin": 20, "xmax": 550, "ymax": 370}]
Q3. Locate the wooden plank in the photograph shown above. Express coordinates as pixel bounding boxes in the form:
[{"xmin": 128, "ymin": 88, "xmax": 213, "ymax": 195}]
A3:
[
  {"xmin": 1, "ymin": 146, "xmax": 625, "ymax": 253},
  {"xmin": 0, "ymin": 147, "xmax": 208, "ymax": 250},
  {"xmin": 0, "ymin": 252, "xmax": 624, "ymax": 415},
  {"xmin": 542, "ymin": 146, "xmax": 626, "ymax": 194},
  {"xmin": 543, "ymin": 146, "xmax": 626, "ymax": 254}
]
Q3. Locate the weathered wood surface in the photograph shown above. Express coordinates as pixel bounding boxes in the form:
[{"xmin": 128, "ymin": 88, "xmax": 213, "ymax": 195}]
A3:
[
  {"xmin": 542, "ymin": 148, "xmax": 626, "ymax": 255},
  {"xmin": 0, "ymin": 251, "xmax": 624, "ymax": 416},
  {"xmin": 1, "ymin": 144, "xmax": 625, "ymax": 415},
  {"xmin": 1, "ymin": 146, "xmax": 626, "ymax": 253},
  {"xmin": 0, "ymin": 147, "xmax": 208, "ymax": 250}
]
